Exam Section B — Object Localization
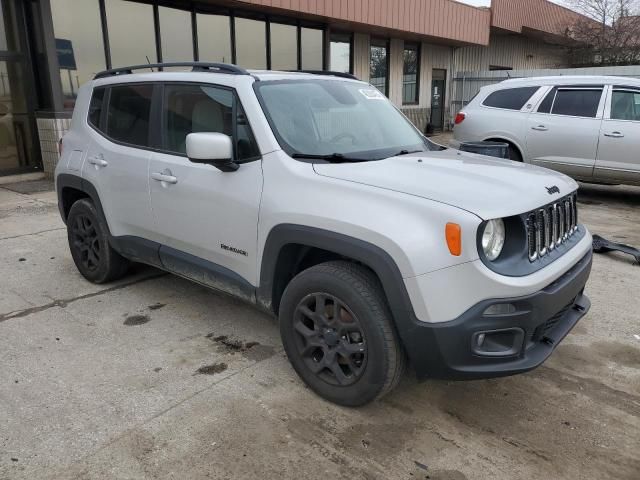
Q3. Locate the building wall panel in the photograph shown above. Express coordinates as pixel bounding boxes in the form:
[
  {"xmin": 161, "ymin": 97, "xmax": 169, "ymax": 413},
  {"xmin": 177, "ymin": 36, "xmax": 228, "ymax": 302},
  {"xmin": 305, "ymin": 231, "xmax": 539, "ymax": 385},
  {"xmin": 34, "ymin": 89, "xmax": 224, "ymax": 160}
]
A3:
[{"xmin": 232, "ymin": 0, "xmax": 491, "ymax": 46}]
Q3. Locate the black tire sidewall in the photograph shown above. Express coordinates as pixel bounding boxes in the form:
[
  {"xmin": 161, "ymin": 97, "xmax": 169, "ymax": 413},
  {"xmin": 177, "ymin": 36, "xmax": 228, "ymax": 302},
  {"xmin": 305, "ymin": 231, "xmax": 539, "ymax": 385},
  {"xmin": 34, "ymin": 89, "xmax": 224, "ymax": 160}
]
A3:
[
  {"xmin": 67, "ymin": 199, "xmax": 114, "ymax": 283},
  {"xmin": 279, "ymin": 266, "xmax": 394, "ymax": 406}
]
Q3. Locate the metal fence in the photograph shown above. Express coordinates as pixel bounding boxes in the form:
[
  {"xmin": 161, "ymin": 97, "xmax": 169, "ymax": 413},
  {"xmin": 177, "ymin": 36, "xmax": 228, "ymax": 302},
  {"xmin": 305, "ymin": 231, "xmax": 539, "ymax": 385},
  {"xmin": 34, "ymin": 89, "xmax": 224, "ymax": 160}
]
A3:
[{"xmin": 450, "ymin": 65, "xmax": 640, "ymax": 121}]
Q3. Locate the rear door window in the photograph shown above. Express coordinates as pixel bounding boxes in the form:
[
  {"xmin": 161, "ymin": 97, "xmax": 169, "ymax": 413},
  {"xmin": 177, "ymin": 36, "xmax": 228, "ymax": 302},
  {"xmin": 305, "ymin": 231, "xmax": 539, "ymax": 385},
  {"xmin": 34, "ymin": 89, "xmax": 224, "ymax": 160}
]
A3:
[
  {"xmin": 105, "ymin": 84, "xmax": 154, "ymax": 146},
  {"xmin": 550, "ymin": 88, "xmax": 603, "ymax": 118},
  {"xmin": 482, "ymin": 87, "xmax": 539, "ymax": 110}
]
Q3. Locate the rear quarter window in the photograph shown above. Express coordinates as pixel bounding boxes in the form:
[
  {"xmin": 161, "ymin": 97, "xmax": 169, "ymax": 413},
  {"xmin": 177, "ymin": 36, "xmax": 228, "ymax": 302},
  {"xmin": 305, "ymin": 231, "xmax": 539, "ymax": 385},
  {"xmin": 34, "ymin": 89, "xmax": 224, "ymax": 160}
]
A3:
[
  {"xmin": 88, "ymin": 87, "xmax": 105, "ymax": 129},
  {"xmin": 482, "ymin": 86, "xmax": 539, "ymax": 110}
]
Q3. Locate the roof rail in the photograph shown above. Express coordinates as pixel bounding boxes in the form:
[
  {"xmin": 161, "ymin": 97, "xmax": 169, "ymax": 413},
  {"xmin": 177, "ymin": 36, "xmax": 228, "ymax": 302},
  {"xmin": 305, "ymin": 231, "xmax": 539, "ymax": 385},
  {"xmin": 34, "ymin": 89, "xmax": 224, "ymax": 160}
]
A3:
[
  {"xmin": 94, "ymin": 62, "xmax": 250, "ymax": 79},
  {"xmin": 294, "ymin": 70, "xmax": 360, "ymax": 80}
]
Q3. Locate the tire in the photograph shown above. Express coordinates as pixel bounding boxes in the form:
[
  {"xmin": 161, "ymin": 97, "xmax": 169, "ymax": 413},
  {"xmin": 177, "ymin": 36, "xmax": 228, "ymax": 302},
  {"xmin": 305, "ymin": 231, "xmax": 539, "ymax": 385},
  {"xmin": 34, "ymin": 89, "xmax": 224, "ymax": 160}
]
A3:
[
  {"xmin": 507, "ymin": 144, "xmax": 522, "ymax": 162},
  {"xmin": 279, "ymin": 261, "xmax": 406, "ymax": 406},
  {"xmin": 66, "ymin": 198, "xmax": 129, "ymax": 284}
]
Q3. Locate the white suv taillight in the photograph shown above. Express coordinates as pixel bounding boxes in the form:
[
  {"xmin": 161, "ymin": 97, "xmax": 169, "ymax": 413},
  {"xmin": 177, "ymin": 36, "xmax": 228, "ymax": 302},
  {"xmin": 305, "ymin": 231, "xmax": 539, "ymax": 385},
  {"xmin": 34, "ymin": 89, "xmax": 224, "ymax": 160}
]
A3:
[{"xmin": 454, "ymin": 112, "xmax": 466, "ymax": 125}]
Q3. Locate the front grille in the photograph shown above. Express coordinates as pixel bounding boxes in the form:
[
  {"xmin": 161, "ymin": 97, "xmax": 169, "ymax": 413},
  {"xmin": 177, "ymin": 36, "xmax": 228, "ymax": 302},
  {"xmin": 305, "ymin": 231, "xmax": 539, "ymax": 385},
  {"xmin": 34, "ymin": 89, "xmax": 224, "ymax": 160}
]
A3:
[{"xmin": 526, "ymin": 193, "xmax": 578, "ymax": 262}]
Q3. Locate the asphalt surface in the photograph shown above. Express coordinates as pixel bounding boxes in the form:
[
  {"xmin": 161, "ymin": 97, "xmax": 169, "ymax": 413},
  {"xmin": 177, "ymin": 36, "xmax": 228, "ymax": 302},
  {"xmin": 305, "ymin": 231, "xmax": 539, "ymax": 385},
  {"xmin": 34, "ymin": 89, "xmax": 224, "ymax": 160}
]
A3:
[{"xmin": 0, "ymin": 179, "xmax": 639, "ymax": 480}]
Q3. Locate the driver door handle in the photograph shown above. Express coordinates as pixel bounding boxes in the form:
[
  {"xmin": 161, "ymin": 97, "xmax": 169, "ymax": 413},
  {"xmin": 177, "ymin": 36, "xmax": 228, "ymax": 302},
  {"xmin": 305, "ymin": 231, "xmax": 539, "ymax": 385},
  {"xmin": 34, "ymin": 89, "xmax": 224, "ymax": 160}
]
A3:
[
  {"xmin": 604, "ymin": 131, "xmax": 624, "ymax": 138},
  {"xmin": 151, "ymin": 171, "xmax": 178, "ymax": 184},
  {"xmin": 531, "ymin": 125, "xmax": 548, "ymax": 132}
]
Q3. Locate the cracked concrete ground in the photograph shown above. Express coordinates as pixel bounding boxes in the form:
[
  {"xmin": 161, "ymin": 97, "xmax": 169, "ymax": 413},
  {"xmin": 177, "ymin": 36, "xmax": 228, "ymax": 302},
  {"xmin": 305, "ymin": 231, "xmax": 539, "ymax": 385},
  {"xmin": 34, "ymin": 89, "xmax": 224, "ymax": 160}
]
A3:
[{"xmin": 1, "ymin": 180, "xmax": 639, "ymax": 480}]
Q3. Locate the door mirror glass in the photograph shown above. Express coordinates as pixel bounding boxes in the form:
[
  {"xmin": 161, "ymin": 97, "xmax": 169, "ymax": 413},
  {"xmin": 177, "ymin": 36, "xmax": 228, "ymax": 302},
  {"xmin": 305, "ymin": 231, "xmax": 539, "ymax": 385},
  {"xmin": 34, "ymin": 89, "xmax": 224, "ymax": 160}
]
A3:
[{"xmin": 186, "ymin": 132, "xmax": 238, "ymax": 172}]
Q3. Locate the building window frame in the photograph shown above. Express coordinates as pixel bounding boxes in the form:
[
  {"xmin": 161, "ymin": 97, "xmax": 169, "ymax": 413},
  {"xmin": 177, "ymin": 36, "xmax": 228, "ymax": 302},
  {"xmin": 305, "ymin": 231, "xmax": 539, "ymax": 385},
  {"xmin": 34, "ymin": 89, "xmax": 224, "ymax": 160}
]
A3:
[
  {"xmin": 45, "ymin": 0, "xmax": 328, "ymax": 111},
  {"xmin": 329, "ymin": 31, "xmax": 353, "ymax": 74},
  {"xmin": 369, "ymin": 37, "xmax": 390, "ymax": 97},
  {"xmin": 402, "ymin": 41, "xmax": 420, "ymax": 106}
]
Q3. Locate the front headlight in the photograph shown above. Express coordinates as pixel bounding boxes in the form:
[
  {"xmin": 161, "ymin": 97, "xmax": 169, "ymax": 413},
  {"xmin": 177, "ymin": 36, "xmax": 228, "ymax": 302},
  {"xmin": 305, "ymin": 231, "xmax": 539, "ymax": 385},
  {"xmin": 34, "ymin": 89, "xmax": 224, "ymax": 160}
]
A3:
[{"xmin": 481, "ymin": 219, "xmax": 505, "ymax": 261}]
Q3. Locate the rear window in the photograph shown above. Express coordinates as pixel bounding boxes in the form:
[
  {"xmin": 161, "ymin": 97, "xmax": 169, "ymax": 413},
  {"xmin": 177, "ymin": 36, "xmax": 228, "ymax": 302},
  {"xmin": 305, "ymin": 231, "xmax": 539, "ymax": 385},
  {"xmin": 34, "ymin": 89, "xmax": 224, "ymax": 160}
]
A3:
[
  {"xmin": 88, "ymin": 88, "xmax": 105, "ymax": 128},
  {"xmin": 482, "ymin": 87, "xmax": 539, "ymax": 110},
  {"xmin": 105, "ymin": 84, "xmax": 153, "ymax": 146}
]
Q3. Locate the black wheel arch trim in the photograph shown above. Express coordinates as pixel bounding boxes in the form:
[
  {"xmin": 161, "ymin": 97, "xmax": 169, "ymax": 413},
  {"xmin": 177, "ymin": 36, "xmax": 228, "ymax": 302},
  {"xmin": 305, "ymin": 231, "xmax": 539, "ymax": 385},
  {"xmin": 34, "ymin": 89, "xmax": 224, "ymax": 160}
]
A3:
[
  {"xmin": 258, "ymin": 223, "xmax": 419, "ymax": 340},
  {"xmin": 57, "ymin": 173, "xmax": 109, "ymax": 230}
]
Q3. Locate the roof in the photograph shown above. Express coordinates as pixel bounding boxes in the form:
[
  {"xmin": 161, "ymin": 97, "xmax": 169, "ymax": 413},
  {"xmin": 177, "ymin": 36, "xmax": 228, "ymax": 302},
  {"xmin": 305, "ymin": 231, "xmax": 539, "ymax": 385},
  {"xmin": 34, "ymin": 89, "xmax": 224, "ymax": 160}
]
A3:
[
  {"xmin": 496, "ymin": 75, "xmax": 640, "ymax": 87},
  {"xmin": 491, "ymin": 0, "xmax": 592, "ymax": 42},
  {"xmin": 232, "ymin": 0, "xmax": 491, "ymax": 46}
]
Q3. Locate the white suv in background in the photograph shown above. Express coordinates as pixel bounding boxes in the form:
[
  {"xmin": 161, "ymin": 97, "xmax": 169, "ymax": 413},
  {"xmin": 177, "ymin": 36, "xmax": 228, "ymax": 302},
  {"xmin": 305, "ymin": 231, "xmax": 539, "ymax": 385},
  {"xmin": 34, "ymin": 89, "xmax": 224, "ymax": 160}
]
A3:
[
  {"xmin": 452, "ymin": 76, "xmax": 640, "ymax": 186},
  {"xmin": 56, "ymin": 63, "xmax": 592, "ymax": 406}
]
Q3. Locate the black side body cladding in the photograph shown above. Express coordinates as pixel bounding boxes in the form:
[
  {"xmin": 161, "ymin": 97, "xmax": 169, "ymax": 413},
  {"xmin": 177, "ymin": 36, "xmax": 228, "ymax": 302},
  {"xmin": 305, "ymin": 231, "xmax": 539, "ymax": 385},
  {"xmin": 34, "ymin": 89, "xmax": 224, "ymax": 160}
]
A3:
[{"xmin": 57, "ymin": 179, "xmax": 593, "ymax": 380}]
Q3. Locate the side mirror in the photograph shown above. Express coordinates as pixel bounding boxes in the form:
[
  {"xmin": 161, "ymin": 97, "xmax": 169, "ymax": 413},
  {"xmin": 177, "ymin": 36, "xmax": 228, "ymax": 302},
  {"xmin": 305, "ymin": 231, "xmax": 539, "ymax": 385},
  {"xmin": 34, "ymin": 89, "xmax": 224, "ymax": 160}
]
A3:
[{"xmin": 186, "ymin": 132, "xmax": 238, "ymax": 172}]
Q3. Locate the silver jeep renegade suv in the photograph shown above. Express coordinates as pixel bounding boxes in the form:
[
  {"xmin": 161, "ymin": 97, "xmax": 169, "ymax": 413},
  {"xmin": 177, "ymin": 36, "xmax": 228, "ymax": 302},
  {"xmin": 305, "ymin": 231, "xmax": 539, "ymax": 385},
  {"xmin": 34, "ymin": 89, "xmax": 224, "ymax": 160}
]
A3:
[{"xmin": 56, "ymin": 63, "xmax": 592, "ymax": 406}]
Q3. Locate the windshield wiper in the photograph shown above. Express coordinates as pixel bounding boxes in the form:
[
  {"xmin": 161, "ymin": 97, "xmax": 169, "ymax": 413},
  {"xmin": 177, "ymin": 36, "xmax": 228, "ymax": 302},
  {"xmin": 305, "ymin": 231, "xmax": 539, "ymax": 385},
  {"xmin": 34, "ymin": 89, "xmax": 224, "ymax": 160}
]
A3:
[
  {"xmin": 393, "ymin": 149, "xmax": 423, "ymax": 156},
  {"xmin": 291, "ymin": 152, "xmax": 368, "ymax": 163}
]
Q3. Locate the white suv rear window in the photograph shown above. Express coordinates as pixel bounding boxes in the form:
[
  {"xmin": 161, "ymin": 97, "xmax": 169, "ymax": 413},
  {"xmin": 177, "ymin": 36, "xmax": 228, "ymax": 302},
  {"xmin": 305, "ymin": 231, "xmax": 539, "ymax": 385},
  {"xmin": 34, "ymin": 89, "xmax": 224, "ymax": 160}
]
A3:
[{"xmin": 482, "ymin": 87, "xmax": 539, "ymax": 110}]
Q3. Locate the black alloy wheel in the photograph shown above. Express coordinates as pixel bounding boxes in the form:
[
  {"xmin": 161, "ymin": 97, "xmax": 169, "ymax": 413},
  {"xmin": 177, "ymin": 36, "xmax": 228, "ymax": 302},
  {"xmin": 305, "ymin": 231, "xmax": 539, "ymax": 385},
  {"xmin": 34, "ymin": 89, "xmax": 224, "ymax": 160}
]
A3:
[
  {"xmin": 70, "ymin": 214, "xmax": 101, "ymax": 272},
  {"xmin": 293, "ymin": 293, "xmax": 367, "ymax": 386}
]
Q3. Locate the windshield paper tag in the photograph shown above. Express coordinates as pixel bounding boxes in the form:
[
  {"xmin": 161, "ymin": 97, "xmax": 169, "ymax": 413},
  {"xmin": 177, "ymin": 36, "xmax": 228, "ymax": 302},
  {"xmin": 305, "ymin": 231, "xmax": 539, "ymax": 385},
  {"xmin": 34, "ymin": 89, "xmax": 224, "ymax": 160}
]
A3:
[{"xmin": 359, "ymin": 88, "xmax": 386, "ymax": 100}]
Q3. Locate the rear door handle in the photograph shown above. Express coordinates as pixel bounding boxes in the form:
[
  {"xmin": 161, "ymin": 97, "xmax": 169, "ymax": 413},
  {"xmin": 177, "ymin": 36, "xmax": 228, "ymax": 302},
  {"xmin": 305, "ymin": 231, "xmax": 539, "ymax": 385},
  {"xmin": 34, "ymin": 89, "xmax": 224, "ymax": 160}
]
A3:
[
  {"xmin": 151, "ymin": 172, "xmax": 178, "ymax": 184},
  {"xmin": 88, "ymin": 154, "xmax": 108, "ymax": 167},
  {"xmin": 531, "ymin": 125, "xmax": 548, "ymax": 131},
  {"xmin": 604, "ymin": 131, "xmax": 624, "ymax": 138}
]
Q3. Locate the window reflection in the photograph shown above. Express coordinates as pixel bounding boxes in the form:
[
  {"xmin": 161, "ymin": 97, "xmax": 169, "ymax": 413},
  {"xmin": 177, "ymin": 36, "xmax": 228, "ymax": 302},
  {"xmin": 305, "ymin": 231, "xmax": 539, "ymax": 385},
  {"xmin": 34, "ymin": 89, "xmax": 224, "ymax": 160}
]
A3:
[
  {"xmin": 197, "ymin": 13, "xmax": 232, "ymax": 63},
  {"xmin": 370, "ymin": 39, "xmax": 388, "ymax": 96},
  {"xmin": 403, "ymin": 43, "xmax": 419, "ymax": 104},
  {"xmin": 105, "ymin": 0, "xmax": 156, "ymax": 67},
  {"xmin": 235, "ymin": 18, "xmax": 266, "ymax": 69},
  {"xmin": 301, "ymin": 28, "xmax": 322, "ymax": 69},
  {"xmin": 330, "ymin": 33, "xmax": 351, "ymax": 73},
  {"xmin": 0, "ymin": 0, "xmax": 20, "ymax": 52},
  {"xmin": 159, "ymin": 6, "xmax": 193, "ymax": 63},
  {"xmin": 270, "ymin": 23, "xmax": 297, "ymax": 70},
  {"xmin": 51, "ymin": 0, "xmax": 105, "ymax": 107}
]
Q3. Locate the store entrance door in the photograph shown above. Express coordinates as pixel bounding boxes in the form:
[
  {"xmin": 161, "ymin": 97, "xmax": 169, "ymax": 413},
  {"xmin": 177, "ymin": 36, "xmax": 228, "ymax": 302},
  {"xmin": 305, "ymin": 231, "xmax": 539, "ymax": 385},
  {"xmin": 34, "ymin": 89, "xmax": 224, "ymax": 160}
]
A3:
[{"xmin": 430, "ymin": 69, "xmax": 446, "ymax": 132}]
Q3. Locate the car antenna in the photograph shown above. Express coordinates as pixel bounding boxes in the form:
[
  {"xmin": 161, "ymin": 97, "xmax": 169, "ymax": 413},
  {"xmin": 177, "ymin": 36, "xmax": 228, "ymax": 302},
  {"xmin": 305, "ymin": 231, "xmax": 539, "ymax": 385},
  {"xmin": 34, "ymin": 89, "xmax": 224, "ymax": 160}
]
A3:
[{"xmin": 145, "ymin": 56, "xmax": 154, "ymax": 72}]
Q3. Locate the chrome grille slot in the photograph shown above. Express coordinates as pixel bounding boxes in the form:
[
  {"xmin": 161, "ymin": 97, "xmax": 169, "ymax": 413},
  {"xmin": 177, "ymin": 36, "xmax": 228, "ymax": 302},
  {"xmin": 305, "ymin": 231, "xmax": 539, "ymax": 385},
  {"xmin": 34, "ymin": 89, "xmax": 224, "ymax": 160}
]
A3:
[
  {"xmin": 525, "ymin": 194, "xmax": 579, "ymax": 262},
  {"xmin": 527, "ymin": 213, "xmax": 537, "ymax": 261}
]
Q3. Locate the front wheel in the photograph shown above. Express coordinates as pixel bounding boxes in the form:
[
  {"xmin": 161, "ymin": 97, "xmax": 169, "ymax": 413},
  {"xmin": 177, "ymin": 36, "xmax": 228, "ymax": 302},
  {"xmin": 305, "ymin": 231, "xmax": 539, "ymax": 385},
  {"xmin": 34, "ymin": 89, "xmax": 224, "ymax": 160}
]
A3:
[{"xmin": 279, "ymin": 261, "xmax": 405, "ymax": 406}]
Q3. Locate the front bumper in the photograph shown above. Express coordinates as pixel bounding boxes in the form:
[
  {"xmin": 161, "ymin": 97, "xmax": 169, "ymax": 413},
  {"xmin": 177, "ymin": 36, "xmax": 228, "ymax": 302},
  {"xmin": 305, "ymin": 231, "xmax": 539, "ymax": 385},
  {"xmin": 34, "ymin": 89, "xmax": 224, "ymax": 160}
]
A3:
[{"xmin": 401, "ymin": 250, "xmax": 592, "ymax": 380}]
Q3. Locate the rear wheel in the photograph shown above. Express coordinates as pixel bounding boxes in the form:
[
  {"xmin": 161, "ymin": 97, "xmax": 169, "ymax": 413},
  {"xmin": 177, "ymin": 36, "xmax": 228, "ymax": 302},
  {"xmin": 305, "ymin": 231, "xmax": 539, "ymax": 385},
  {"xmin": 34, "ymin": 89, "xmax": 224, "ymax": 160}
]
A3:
[
  {"xmin": 279, "ymin": 261, "xmax": 405, "ymax": 406},
  {"xmin": 67, "ymin": 199, "xmax": 129, "ymax": 284},
  {"xmin": 507, "ymin": 144, "xmax": 522, "ymax": 162}
]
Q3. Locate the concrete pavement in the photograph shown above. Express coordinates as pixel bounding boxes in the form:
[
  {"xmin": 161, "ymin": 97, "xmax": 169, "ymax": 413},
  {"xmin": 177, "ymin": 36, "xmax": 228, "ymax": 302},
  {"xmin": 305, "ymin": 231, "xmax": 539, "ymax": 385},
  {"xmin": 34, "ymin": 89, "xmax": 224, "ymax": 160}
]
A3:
[{"xmin": 1, "ymin": 180, "xmax": 639, "ymax": 480}]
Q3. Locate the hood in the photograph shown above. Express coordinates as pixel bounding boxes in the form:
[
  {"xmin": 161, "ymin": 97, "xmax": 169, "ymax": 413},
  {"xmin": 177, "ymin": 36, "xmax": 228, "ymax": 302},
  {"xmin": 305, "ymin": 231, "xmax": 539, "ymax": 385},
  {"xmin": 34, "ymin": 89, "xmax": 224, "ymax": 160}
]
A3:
[{"xmin": 312, "ymin": 149, "xmax": 578, "ymax": 220}]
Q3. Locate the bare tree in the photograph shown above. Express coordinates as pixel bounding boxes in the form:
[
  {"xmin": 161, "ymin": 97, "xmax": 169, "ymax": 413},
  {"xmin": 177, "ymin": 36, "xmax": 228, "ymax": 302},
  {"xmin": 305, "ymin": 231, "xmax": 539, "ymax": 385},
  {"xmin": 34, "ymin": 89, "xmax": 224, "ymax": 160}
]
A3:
[{"xmin": 563, "ymin": 0, "xmax": 640, "ymax": 66}]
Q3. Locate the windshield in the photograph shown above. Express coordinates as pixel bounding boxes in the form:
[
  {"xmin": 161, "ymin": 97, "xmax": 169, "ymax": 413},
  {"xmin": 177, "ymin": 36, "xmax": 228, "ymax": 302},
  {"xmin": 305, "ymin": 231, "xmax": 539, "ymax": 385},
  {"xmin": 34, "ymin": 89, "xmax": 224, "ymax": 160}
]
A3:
[{"xmin": 255, "ymin": 79, "xmax": 435, "ymax": 160}]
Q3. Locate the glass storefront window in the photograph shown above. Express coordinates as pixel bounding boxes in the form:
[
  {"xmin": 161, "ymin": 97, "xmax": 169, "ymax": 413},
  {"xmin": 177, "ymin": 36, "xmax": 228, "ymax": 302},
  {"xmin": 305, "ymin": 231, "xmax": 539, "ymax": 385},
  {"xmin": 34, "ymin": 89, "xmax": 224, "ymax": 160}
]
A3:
[
  {"xmin": 270, "ymin": 23, "xmax": 297, "ymax": 70},
  {"xmin": 197, "ymin": 13, "xmax": 232, "ymax": 63},
  {"xmin": 159, "ymin": 6, "xmax": 193, "ymax": 63},
  {"xmin": 330, "ymin": 33, "xmax": 351, "ymax": 73},
  {"xmin": 370, "ymin": 39, "xmax": 388, "ymax": 96},
  {"xmin": 301, "ymin": 27, "xmax": 322, "ymax": 69},
  {"xmin": 105, "ymin": 0, "xmax": 156, "ymax": 68},
  {"xmin": 51, "ymin": 0, "xmax": 106, "ymax": 107},
  {"xmin": 235, "ymin": 17, "xmax": 266, "ymax": 69},
  {"xmin": 0, "ymin": 0, "xmax": 20, "ymax": 52},
  {"xmin": 0, "ymin": 61, "xmax": 37, "ymax": 174},
  {"xmin": 403, "ymin": 43, "xmax": 420, "ymax": 104}
]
